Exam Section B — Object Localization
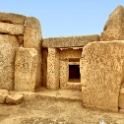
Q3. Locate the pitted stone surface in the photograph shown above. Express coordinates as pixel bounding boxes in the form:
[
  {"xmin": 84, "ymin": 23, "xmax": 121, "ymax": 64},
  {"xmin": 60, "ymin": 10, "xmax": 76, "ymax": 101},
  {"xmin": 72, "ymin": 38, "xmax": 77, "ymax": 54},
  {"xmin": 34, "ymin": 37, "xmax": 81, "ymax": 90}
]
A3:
[
  {"xmin": 24, "ymin": 17, "xmax": 42, "ymax": 50},
  {"xmin": 0, "ymin": 22, "xmax": 24, "ymax": 35},
  {"xmin": 0, "ymin": 12, "xmax": 26, "ymax": 25},
  {"xmin": 15, "ymin": 47, "xmax": 38, "ymax": 91},
  {"xmin": 101, "ymin": 6, "xmax": 124, "ymax": 40},
  {"xmin": 0, "ymin": 34, "xmax": 19, "ymax": 90},
  {"xmin": 80, "ymin": 41, "xmax": 124, "ymax": 112}
]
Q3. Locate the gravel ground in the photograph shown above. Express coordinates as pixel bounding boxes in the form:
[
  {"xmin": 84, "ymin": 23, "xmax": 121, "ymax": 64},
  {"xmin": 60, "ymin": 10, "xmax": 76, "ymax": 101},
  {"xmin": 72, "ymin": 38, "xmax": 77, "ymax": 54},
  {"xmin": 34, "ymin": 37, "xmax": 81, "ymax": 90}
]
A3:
[{"xmin": 0, "ymin": 97, "xmax": 124, "ymax": 124}]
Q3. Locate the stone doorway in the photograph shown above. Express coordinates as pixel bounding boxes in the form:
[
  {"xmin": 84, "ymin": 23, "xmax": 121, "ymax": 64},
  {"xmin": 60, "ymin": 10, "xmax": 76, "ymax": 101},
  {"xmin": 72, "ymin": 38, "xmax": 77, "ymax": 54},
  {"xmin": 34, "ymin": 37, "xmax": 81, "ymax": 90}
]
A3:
[
  {"xmin": 59, "ymin": 48, "xmax": 82, "ymax": 91},
  {"xmin": 68, "ymin": 58, "xmax": 81, "ymax": 83}
]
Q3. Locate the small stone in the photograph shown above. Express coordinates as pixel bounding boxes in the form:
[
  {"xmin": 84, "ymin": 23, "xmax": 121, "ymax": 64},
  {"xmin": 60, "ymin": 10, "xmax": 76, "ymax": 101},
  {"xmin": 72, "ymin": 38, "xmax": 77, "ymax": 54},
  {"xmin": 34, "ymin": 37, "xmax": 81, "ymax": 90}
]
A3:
[
  {"xmin": 6, "ymin": 93, "xmax": 23, "ymax": 104},
  {"xmin": 0, "ymin": 89, "xmax": 8, "ymax": 103}
]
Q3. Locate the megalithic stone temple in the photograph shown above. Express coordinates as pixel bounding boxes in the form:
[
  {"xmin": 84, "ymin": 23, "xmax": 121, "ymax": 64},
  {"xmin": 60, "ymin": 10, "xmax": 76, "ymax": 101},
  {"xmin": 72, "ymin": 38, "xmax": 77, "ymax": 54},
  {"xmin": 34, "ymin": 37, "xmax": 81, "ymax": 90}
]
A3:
[{"xmin": 1, "ymin": 5, "xmax": 124, "ymax": 112}]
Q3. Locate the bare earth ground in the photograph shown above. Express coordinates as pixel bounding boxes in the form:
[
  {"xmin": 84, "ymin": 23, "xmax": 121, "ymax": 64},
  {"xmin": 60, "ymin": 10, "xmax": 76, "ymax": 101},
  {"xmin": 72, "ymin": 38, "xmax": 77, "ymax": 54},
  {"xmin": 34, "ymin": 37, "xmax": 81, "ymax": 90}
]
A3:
[{"xmin": 0, "ymin": 96, "xmax": 124, "ymax": 124}]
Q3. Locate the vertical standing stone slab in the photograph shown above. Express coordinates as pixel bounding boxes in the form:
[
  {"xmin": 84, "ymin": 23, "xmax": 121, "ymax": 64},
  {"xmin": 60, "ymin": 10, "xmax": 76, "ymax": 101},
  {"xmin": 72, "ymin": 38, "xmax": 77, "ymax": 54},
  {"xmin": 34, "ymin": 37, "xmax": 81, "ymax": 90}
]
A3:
[
  {"xmin": 60, "ymin": 59, "xmax": 68, "ymax": 89},
  {"xmin": 42, "ymin": 48, "xmax": 48, "ymax": 87},
  {"xmin": 101, "ymin": 6, "xmax": 124, "ymax": 40},
  {"xmin": 24, "ymin": 17, "xmax": 42, "ymax": 50},
  {"xmin": 47, "ymin": 48, "xmax": 59, "ymax": 90},
  {"xmin": 24, "ymin": 17, "xmax": 42, "ymax": 88},
  {"xmin": 0, "ymin": 34, "xmax": 19, "ymax": 90},
  {"xmin": 15, "ymin": 47, "xmax": 38, "ymax": 91},
  {"xmin": 80, "ymin": 41, "xmax": 124, "ymax": 112}
]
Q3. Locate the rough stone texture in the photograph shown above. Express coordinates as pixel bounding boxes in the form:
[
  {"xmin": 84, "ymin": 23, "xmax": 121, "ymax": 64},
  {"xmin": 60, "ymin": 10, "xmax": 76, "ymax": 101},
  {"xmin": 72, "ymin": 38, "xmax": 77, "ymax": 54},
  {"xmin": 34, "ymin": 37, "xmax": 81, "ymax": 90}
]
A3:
[
  {"xmin": 42, "ymin": 48, "xmax": 48, "ymax": 87},
  {"xmin": 0, "ymin": 22, "xmax": 24, "ymax": 35},
  {"xmin": 15, "ymin": 47, "xmax": 38, "ymax": 91},
  {"xmin": 18, "ymin": 92, "xmax": 36, "ymax": 101},
  {"xmin": 47, "ymin": 48, "xmax": 59, "ymax": 90},
  {"xmin": 24, "ymin": 17, "xmax": 42, "ymax": 88},
  {"xmin": 6, "ymin": 93, "xmax": 23, "ymax": 104},
  {"xmin": 60, "ymin": 48, "xmax": 82, "ymax": 59},
  {"xmin": 0, "ymin": 89, "xmax": 9, "ymax": 103},
  {"xmin": 80, "ymin": 41, "xmax": 124, "ymax": 112},
  {"xmin": 0, "ymin": 34, "xmax": 19, "ymax": 90},
  {"xmin": 101, "ymin": 6, "xmax": 124, "ymax": 41},
  {"xmin": 119, "ymin": 87, "xmax": 124, "ymax": 109},
  {"xmin": 43, "ymin": 35, "xmax": 100, "ymax": 48},
  {"xmin": 60, "ymin": 60, "xmax": 82, "ymax": 91},
  {"xmin": 60, "ymin": 49, "xmax": 82, "ymax": 91},
  {"xmin": 0, "ymin": 12, "xmax": 26, "ymax": 25},
  {"xmin": 24, "ymin": 17, "xmax": 42, "ymax": 50},
  {"xmin": 60, "ymin": 59, "xmax": 68, "ymax": 89}
]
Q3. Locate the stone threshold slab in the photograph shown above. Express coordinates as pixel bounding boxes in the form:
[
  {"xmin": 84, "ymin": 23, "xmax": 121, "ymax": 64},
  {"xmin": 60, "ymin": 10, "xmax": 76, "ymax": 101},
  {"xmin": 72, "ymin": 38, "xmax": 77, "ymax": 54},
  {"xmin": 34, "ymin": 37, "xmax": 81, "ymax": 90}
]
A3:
[{"xmin": 10, "ymin": 87, "xmax": 82, "ymax": 101}]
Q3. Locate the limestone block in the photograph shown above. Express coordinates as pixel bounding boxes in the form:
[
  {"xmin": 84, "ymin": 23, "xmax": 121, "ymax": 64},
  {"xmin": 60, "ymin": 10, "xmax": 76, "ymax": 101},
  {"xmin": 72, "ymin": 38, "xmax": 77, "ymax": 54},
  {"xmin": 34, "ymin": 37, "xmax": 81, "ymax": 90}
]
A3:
[
  {"xmin": 0, "ymin": 22, "xmax": 24, "ymax": 35},
  {"xmin": 0, "ymin": 12, "xmax": 26, "ymax": 25},
  {"xmin": 101, "ymin": 6, "xmax": 124, "ymax": 40},
  {"xmin": 80, "ymin": 41, "xmax": 124, "ymax": 112},
  {"xmin": 0, "ymin": 89, "xmax": 9, "ymax": 103},
  {"xmin": 60, "ymin": 59, "xmax": 68, "ymax": 89},
  {"xmin": 66, "ymin": 83, "xmax": 81, "ymax": 91},
  {"xmin": 0, "ymin": 34, "xmax": 19, "ymax": 90},
  {"xmin": 15, "ymin": 47, "xmax": 39, "ymax": 91},
  {"xmin": 19, "ymin": 92, "xmax": 36, "ymax": 101},
  {"xmin": 24, "ymin": 17, "xmax": 42, "ymax": 50},
  {"xmin": 60, "ymin": 49, "xmax": 82, "ymax": 59},
  {"xmin": 6, "ymin": 93, "xmax": 23, "ymax": 104},
  {"xmin": 119, "ymin": 88, "xmax": 124, "ymax": 109},
  {"xmin": 42, "ymin": 34, "xmax": 100, "ymax": 48},
  {"xmin": 47, "ymin": 48, "xmax": 60, "ymax": 90}
]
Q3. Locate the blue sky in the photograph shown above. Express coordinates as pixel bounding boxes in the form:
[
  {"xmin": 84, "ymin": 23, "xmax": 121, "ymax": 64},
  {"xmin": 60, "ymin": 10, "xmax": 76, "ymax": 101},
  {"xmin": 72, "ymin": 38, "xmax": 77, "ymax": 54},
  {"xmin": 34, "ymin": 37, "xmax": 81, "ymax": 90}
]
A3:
[{"xmin": 0, "ymin": 0, "xmax": 124, "ymax": 38}]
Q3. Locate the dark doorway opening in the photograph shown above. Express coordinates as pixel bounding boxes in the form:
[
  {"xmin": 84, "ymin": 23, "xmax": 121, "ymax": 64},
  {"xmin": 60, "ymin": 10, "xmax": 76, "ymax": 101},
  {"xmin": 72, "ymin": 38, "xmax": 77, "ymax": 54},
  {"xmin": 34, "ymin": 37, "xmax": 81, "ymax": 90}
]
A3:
[{"xmin": 69, "ymin": 65, "xmax": 80, "ymax": 82}]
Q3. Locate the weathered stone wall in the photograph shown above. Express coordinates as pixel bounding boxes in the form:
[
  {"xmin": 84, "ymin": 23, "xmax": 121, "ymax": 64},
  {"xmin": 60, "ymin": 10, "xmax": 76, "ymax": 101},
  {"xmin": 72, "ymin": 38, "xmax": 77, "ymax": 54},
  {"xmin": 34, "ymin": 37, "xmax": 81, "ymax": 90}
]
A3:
[
  {"xmin": 60, "ymin": 49, "xmax": 82, "ymax": 91},
  {"xmin": 0, "ymin": 13, "xmax": 26, "ymax": 90},
  {"xmin": 47, "ymin": 48, "xmax": 60, "ymax": 90},
  {"xmin": 0, "ymin": 12, "xmax": 42, "ymax": 91},
  {"xmin": 80, "ymin": 41, "xmax": 124, "ymax": 112}
]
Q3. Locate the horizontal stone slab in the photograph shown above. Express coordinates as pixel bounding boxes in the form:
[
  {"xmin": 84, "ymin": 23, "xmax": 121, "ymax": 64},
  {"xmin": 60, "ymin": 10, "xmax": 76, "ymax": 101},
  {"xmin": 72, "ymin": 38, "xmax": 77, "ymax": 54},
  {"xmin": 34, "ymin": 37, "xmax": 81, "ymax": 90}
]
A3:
[
  {"xmin": 0, "ymin": 12, "xmax": 26, "ymax": 25},
  {"xmin": 42, "ymin": 34, "xmax": 100, "ymax": 48},
  {"xmin": 0, "ymin": 22, "xmax": 24, "ymax": 35}
]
